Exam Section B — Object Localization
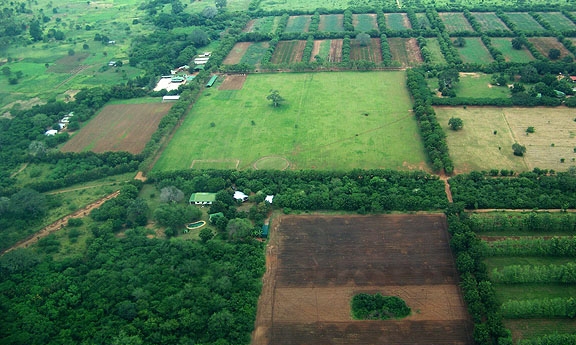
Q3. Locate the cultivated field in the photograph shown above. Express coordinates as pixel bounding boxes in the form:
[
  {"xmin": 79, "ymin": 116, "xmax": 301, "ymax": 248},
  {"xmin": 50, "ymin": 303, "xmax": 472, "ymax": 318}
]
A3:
[
  {"xmin": 439, "ymin": 12, "xmax": 474, "ymax": 33},
  {"xmin": 61, "ymin": 102, "xmax": 172, "ymax": 154},
  {"xmin": 424, "ymin": 38, "xmax": 447, "ymax": 64},
  {"xmin": 435, "ymin": 106, "xmax": 576, "ymax": 173},
  {"xmin": 385, "ymin": 13, "xmax": 412, "ymax": 31},
  {"xmin": 456, "ymin": 37, "xmax": 494, "ymax": 64},
  {"xmin": 528, "ymin": 37, "xmax": 573, "ymax": 60},
  {"xmin": 471, "ymin": 12, "xmax": 511, "ymax": 32},
  {"xmin": 252, "ymin": 214, "xmax": 473, "ymax": 345},
  {"xmin": 491, "ymin": 38, "xmax": 535, "ymax": 63},
  {"xmin": 285, "ymin": 16, "xmax": 311, "ymax": 33},
  {"xmin": 350, "ymin": 38, "xmax": 383, "ymax": 63},
  {"xmin": 353, "ymin": 14, "xmax": 378, "ymax": 32},
  {"xmin": 536, "ymin": 12, "xmax": 576, "ymax": 32},
  {"xmin": 258, "ymin": 0, "xmax": 378, "ymax": 11},
  {"xmin": 505, "ymin": 12, "xmax": 546, "ymax": 32},
  {"xmin": 244, "ymin": 16, "xmax": 280, "ymax": 34},
  {"xmin": 271, "ymin": 41, "xmax": 306, "ymax": 64},
  {"xmin": 416, "ymin": 13, "xmax": 433, "ymax": 29},
  {"xmin": 310, "ymin": 40, "xmax": 343, "ymax": 63},
  {"xmin": 319, "ymin": 14, "xmax": 345, "ymax": 32},
  {"xmin": 223, "ymin": 42, "xmax": 269, "ymax": 66},
  {"xmin": 153, "ymin": 72, "xmax": 427, "ymax": 171},
  {"xmin": 388, "ymin": 38, "xmax": 423, "ymax": 67}
]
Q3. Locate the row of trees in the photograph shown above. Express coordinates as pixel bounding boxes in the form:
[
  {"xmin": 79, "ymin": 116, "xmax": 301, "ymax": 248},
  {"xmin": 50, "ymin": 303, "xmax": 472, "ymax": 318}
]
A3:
[
  {"xmin": 482, "ymin": 237, "xmax": 576, "ymax": 257},
  {"xmin": 501, "ymin": 297, "xmax": 576, "ymax": 319},
  {"xmin": 468, "ymin": 212, "xmax": 576, "ymax": 233},
  {"xmin": 491, "ymin": 263, "xmax": 576, "ymax": 284}
]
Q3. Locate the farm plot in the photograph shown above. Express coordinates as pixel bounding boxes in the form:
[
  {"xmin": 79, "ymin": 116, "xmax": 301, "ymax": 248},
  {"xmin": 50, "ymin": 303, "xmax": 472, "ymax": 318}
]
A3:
[
  {"xmin": 350, "ymin": 38, "xmax": 383, "ymax": 63},
  {"xmin": 259, "ymin": 0, "xmax": 377, "ymax": 11},
  {"xmin": 456, "ymin": 37, "xmax": 493, "ymax": 64},
  {"xmin": 416, "ymin": 13, "xmax": 432, "ymax": 29},
  {"xmin": 435, "ymin": 106, "xmax": 576, "ymax": 173},
  {"xmin": 223, "ymin": 42, "xmax": 270, "ymax": 66},
  {"xmin": 536, "ymin": 12, "xmax": 576, "ymax": 32},
  {"xmin": 319, "ymin": 14, "xmax": 344, "ymax": 32},
  {"xmin": 252, "ymin": 214, "xmax": 473, "ymax": 345},
  {"xmin": 491, "ymin": 38, "xmax": 534, "ymax": 63},
  {"xmin": 285, "ymin": 16, "xmax": 311, "ymax": 33},
  {"xmin": 385, "ymin": 13, "xmax": 412, "ymax": 31},
  {"xmin": 153, "ymin": 72, "xmax": 427, "ymax": 171},
  {"xmin": 271, "ymin": 41, "xmax": 306, "ymax": 64},
  {"xmin": 388, "ymin": 38, "xmax": 423, "ymax": 67},
  {"xmin": 471, "ymin": 12, "xmax": 511, "ymax": 32},
  {"xmin": 244, "ymin": 16, "xmax": 279, "ymax": 34},
  {"xmin": 47, "ymin": 53, "xmax": 90, "ymax": 73},
  {"xmin": 528, "ymin": 37, "xmax": 574, "ymax": 60},
  {"xmin": 505, "ymin": 13, "xmax": 546, "ymax": 32},
  {"xmin": 61, "ymin": 103, "xmax": 172, "ymax": 154},
  {"xmin": 424, "ymin": 38, "xmax": 447, "ymax": 64},
  {"xmin": 310, "ymin": 39, "xmax": 342, "ymax": 63},
  {"xmin": 439, "ymin": 12, "xmax": 474, "ymax": 33},
  {"xmin": 353, "ymin": 13, "xmax": 378, "ymax": 32}
]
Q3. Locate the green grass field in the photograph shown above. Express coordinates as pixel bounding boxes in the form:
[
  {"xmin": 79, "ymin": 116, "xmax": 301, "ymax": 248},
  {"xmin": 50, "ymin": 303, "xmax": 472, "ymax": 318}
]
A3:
[
  {"xmin": 320, "ymin": 14, "xmax": 345, "ymax": 32},
  {"xmin": 385, "ymin": 13, "xmax": 411, "ymax": 31},
  {"xmin": 456, "ymin": 37, "xmax": 494, "ymax": 64},
  {"xmin": 354, "ymin": 14, "xmax": 378, "ymax": 32},
  {"xmin": 536, "ymin": 12, "xmax": 576, "ymax": 32},
  {"xmin": 491, "ymin": 38, "xmax": 535, "ymax": 63},
  {"xmin": 505, "ymin": 12, "xmax": 546, "ymax": 32},
  {"xmin": 248, "ymin": 16, "xmax": 280, "ymax": 34},
  {"xmin": 258, "ymin": 0, "xmax": 378, "ymax": 11},
  {"xmin": 435, "ymin": 107, "xmax": 529, "ymax": 173},
  {"xmin": 471, "ymin": 12, "xmax": 511, "ymax": 32},
  {"xmin": 416, "ymin": 13, "xmax": 432, "ymax": 29},
  {"xmin": 439, "ymin": 12, "xmax": 474, "ymax": 32},
  {"xmin": 285, "ymin": 16, "xmax": 311, "ymax": 33},
  {"xmin": 424, "ymin": 38, "xmax": 447, "ymax": 64},
  {"xmin": 455, "ymin": 73, "xmax": 511, "ymax": 98},
  {"xmin": 240, "ymin": 42, "xmax": 270, "ymax": 65},
  {"xmin": 154, "ymin": 72, "xmax": 427, "ymax": 172}
]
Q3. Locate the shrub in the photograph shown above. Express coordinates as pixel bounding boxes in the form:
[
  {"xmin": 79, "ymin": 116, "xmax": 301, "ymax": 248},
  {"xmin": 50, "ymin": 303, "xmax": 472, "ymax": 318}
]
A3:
[{"xmin": 351, "ymin": 293, "xmax": 411, "ymax": 320}]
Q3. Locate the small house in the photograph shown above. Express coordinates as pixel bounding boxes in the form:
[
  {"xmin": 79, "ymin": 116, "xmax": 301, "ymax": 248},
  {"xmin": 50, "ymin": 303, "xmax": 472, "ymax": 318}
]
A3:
[{"xmin": 189, "ymin": 192, "xmax": 216, "ymax": 205}]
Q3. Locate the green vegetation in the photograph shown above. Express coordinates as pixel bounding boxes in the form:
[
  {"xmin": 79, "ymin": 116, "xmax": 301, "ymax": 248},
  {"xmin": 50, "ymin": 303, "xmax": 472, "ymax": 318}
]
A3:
[
  {"xmin": 321, "ymin": 14, "xmax": 345, "ymax": 32},
  {"xmin": 471, "ymin": 12, "xmax": 511, "ymax": 31},
  {"xmin": 456, "ymin": 38, "xmax": 494, "ymax": 64},
  {"xmin": 354, "ymin": 14, "xmax": 378, "ymax": 31},
  {"xmin": 155, "ymin": 72, "xmax": 426, "ymax": 171},
  {"xmin": 439, "ymin": 12, "xmax": 474, "ymax": 32},
  {"xmin": 251, "ymin": 16, "xmax": 280, "ymax": 34},
  {"xmin": 351, "ymin": 293, "xmax": 411, "ymax": 320},
  {"xmin": 241, "ymin": 42, "xmax": 270, "ymax": 65},
  {"xmin": 285, "ymin": 16, "xmax": 311, "ymax": 33},
  {"xmin": 537, "ymin": 12, "xmax": 576, "ymax": 32},
  {"xmin": 505, "ymin": 12, "xmax": 546, "ymax": 32},
  {"xmin": 385, "ymin": 13, "xmax": 411, "ymax": 31},
  {"xmin": 491, "ymin": 38, "xmax": 534, "ymax": 63}
]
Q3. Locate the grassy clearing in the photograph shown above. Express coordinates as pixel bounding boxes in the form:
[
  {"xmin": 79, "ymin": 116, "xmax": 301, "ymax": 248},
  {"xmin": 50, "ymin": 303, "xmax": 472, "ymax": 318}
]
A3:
[
  {"xmin": 528, "ymin": 37, "xmax": 573, "ymax": 60},
  {"xmin": 439, "ymin": 12, "xmax": 474, "ymax": 32},
  {"xmin": 471, "ymin": 12, "xmax": 511, "ymax": 31},
  {"xmin": 259, "ymin": 0, "xmax": 377, "ymax": 11},
  {"xmin": 536, "ymin": 12, "xmax": 576, "ymax": 32},
  {"xmin": 456, "ymin": 37, "xmax": 494, "ymax": 64},
  {"xmin": 385, "ymin": 13, "xmax": 411, "ymax": 31},
  {"xmin": 154, "ymin": 72, "xmax": 427, "ymax": 172},
  {"xmin": 285, "ymin": 15, "xmax": 311, "ymax": 33},
  {"xmin": 505, "ymin": 12, "xmax": 546, "ymax": 32},
  {"xmin": 434, "ymin": 107, "xmax": 529, "ymax": 173},
  {"xmin": 320, "ymin": 14, "xmax": 344, "ymax": 32},
  {"xmin": 354, "ymin": 14, "xmax": 378, "ymax": 32},
  {"xmin": 424, "ymin": 38, "xmax": 447, "ymax": 64},
  {"xmin": 454, "ymin": 73, "xmax": 511, "ymax": 98},
  {"xmin": 416, "ymin": 13, "xmax": 432, "ymax": 29},
  {"xmin": 491, "ymin": 38, "xmax": 535, "ymax": 63},
  {"xmin": 248, "ymin": 16, "xmax": 280, "ymax": 34}
]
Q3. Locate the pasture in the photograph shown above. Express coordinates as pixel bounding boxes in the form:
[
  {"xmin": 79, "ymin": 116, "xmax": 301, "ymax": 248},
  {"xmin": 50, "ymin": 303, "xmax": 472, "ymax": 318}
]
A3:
[
  {"xmin": 223, "ymin": 42, "xmax": 269, "ymax": 66},
  {"xmin": 528, "ymin": 37, "xmax": 574, "ymax": 60},
  {"xmin": 385, "ymin": 13, "xmax": 412, "ymax": 31},
  {"xmin": 353, "ymin": 14, "xmax": 378, "ymax": 32},
  {"xmin": 471, "ymin": 12, "xmax": 511, "ymax": 32},
  {"xmin": 435, "ymin": 106, "xmax": 576, "ymax": 173},
  {"xmin": 271, "ymin": 41, "xmax": 306, "ymax": 64},
  {"xmin": 505, "ymin": 13, "xmax": 546, "ymax": 32},
  {"xmin": 244, "ymin": 16, "xmax": 280, "ymax": 34},
  {"xmin": 61, "ymin": 102, "xmax": 172, "ymax": 154},
  {"xmin": 319, "ymin": 14, "xmax": 345, "ymax": 32},
  {"xmin": 285, "ymin": 16, "xmax": 311, "ymax": 33},
  {"xmin": 453, "ymin": 73, "xmax": 511, "ymax": 98},
  {"xmin": 536, "ymin": 12, "xmax": 576, "ymax": 32},
  {"xmin": 350, "ymin": 38, "xmax": 383, "ymax": 63},
  {"xmin": 455, "ymin": 37, "xmax": 494, "ymax": 64},
  {"xmin": 153, "ymin": 72, "xmax": 427, "ymax": 172},
  {"xmin": 388, "ymin": 38, "xmax": 423, "ymax": 67},
  {"xmin": 491, "ymin": 38, "xmax": 535, "ymax": 63},
  {"xmin": 252, "ymin": 214, "xmax": 473, "ymax": 345},
  {"xmin": 439, "ymin": 12, "xmax": 474, "ymax": 33}
]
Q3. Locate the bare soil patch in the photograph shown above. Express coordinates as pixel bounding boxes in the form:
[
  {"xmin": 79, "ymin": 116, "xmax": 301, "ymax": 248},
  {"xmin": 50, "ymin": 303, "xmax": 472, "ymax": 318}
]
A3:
[
  {"xmin": 219, "ymin": 74, "xmax": 247, "ymax": 90},
  {"xmin": 271, "ymin": 40, "xmax": 306, "ymax": 64},
  {"xmin": 223, "ymin": 42, "xmax": 252, "ymax": 65},
  {"xmin": 329, "ymin": 39, "xmax": 343, "ymax": 63},
  {"xmin": 48, "ymin": 53, "xmax": 90, "ymax": 73},
  {"xmin": 252, "ymin": 214, "xmax": 473, "ymax": 345},
  {"xmin": 61, "ymin": 103, "xmax": 172, "ymax": 154},
  {"xmin": 350, "ymin": 38, "xmax": 383, "ymax": 63},
  {"xmin": 243, "ymin": 19, "xmax": 256, "ymax": 32},
  {"xmin": 310, "ymin": 40, "xmax": 322, "ymax": 62}
]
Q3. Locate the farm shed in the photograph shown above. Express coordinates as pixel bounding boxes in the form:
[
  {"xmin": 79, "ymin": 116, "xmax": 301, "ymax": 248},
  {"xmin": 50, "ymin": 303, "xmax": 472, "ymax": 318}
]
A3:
[
  {"xmin": 171, "ymin": 76, "xmax": 185, "ymax": 83},
  {"xmin": 234, "ymin": 191, "xmax": 249, "ymax": 202},
  {"xmin": 261, "ymin": 224, "xmax": 269, "ymax": 238},
  {"xmin": 189, "ymin": 192, "xmax": 216, "ymax": 205},
  {"xmin": 44, "ymin": 129, "xmax": 58, "ymax": 136},
  {"xmin": 162, "ymin": 95, "xmax": 180, "ymax": 102},
  {"xmin": 206, "ymin": 75, "xmax": 218, "ymax": 87}
]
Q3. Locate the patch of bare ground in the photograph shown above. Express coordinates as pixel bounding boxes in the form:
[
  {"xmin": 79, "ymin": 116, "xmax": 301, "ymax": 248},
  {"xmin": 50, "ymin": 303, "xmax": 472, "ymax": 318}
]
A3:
[
  {"xmin": 243, "ymin": 19, "xmax": 256, "ymax": 32},
  {"xmin": 330, "ymin": 39, "xmax": 343, "ymax": 63},
  {"xmin": 310, "ymin": 40, "xmax": 322, "ymax": 62},
  {"xmin": 223, "ymin": 42, "xmax": 252, "ymax": 65},
  {"xmin": 219, "ymin": 74, "xmax": 247, "ymax": 90}
]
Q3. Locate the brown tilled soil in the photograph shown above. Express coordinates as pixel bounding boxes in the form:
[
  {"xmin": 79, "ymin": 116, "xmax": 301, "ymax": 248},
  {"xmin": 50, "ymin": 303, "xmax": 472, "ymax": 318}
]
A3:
[
  {"xmin": 219, "ymin": 74, "xmax": 247, "ymax": 90},
  {"xmin": 252, "ymin": 214, "xmax": 473, "ymax": 345},
  {"xmin": 223, "ymin": 42, "xmax": 252, "ymax": 65},
  {"xmin": 330, "ymin": 39, "xmax": 343, "ymax": 63},
  {"xmin": 406, "ymin": 38, "xmax": 424, "ymax": 63},
  {"xmin": 310, "ymin": 40, "xmax": 323, "ymax": 62}
]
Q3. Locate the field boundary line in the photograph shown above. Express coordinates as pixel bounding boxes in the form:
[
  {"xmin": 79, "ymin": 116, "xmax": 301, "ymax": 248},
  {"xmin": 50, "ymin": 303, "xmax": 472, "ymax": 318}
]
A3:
[{"xmin": 501, "ymin": 110, "xmax": 530, "ymax": 170}]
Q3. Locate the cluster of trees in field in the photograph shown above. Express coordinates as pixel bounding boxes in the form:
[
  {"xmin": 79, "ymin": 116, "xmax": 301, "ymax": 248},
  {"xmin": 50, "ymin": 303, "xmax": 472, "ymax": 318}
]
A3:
[
  {"xmin": 449, "ymin": 170, "xmax": 576, "ymax": 209},
  {"xmin": 447, "ymin": 211, "xmax": 512, "ymax": 345},
  {"xmin": 351, "ymin": 294, "xmax": 411, "ymax": 320}
]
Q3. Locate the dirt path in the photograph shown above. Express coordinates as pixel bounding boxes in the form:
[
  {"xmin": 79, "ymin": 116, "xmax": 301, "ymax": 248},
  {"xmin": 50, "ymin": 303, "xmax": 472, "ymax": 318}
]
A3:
[
  {"xmin": 55, "ymin": 64, "xmax": 92, "ymax": 89},
  {"xmin": 10, "ymin": 162, "xmax": 28, "ymax": 178},
  {"xmin": 439, "ymin": 174, "xmax": 453, "ymax": 203},
  {"xmin": 1, "ymin": 190, "xmax": 120, "ymax": 256}
]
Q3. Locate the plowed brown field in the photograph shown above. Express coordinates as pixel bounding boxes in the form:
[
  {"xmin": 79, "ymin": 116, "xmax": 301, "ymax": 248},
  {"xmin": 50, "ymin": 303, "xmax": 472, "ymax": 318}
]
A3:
[
  {"xmin": 252, "ymin": 214, "xmax": 473, "ymax": 345},
  {"xmin": 61, "ymin": 103, "xmax": 172, "ymax": 154}
]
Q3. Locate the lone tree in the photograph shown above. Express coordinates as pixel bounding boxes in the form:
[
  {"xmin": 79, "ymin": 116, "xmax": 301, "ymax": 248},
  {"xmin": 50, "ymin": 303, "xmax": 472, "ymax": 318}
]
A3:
[
  {"xmin": 448, "ymin": 117, "xmax": 464, "ymax": 130},
  {"xmin": 511, "ymin": 37, "xmax": 523, "ymax": 50},
  {"xmin": 266, "ymin": 90, "xmax": 284, "ymax": 107},
  {"xmin": 512, "ymin": 142, "xmax": 527, "ymax": 156},
  {"xmin": 453, "ymin": 36, "xmax": 466, "ymax": 48},
  {"xmin": 356, "ymin": 32, "xmax": 371, "ymax": 47},
  {"xmin": 548, "ymin": 48, "xmax": 561, "ymax": 60}
]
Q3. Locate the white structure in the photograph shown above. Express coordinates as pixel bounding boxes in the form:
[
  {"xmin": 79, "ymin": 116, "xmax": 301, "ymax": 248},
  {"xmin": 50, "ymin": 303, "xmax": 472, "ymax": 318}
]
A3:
[
  {"xmin": 265, "ymin": 195, "xmax": 274, "ymax": 204},
  {"xmin": 162, "ymin": 95, "xmax": 180, "ymax": 102},
  {"xmin": 234, "ymin": 191, "xmax": 249, "ymax": 202},
  {"xmin": 45, "ymin": 129, "xmax": 58, "ymax": 136}
]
